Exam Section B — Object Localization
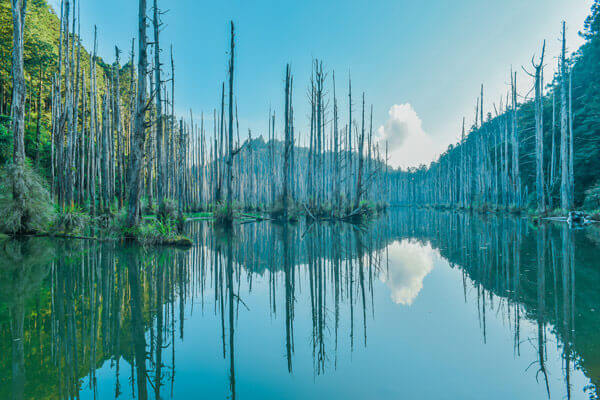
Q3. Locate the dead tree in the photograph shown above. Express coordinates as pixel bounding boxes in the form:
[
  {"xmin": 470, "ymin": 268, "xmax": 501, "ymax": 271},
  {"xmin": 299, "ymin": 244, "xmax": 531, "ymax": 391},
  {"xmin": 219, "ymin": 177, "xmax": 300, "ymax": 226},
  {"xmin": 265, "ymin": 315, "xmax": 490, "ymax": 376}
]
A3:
[
  {"xmin": 511, "ymin": 71, "xmax": 521, "ymax": 208},
  {"xmin": 153, "ymin": 0, "xmax": 165, "ymax": 209},
  {"xmin": 127, "ymin": 0, "xmax": 149, "ymax": 226},
  {"xmin": 282, "ymin": 64, "xmax": 292, "ymax": 218},
  {"xmin": 560, "ymin": 22, "xmax": 571, "ymax": 210},
  {"xmin": 333, "ymin": 72, "xmax": 341, "ymax": 212},
  {"xmin": 225, "ymin": 21, "xmax": 235, "ymax": 222},
  {"xmin": 353, "ymin": 93, "xmax": 366, "ymax": 211},
  {"xmin": 531, "ymin": 41, "xmax": 546, "ymax": 213},
  {"xmin": 10, "ymin": 0, "xmax": 28, "ymax": 231}
]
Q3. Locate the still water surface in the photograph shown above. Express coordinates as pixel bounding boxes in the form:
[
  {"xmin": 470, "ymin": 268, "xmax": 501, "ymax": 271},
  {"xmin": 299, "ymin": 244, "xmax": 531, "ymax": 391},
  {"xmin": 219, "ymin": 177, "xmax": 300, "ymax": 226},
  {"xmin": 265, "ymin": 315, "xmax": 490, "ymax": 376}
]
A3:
[{"xmin": 1, "ymin": 209, "xmax": 599, "ymax": 399}]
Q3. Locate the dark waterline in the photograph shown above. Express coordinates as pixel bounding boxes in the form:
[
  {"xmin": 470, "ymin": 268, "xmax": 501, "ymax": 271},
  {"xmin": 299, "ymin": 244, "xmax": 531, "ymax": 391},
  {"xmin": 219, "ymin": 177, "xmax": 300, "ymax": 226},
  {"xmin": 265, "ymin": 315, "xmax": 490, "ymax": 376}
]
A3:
[{"xmin": 1, "ymin": 209, "xmax": 599, "ymax": 399}]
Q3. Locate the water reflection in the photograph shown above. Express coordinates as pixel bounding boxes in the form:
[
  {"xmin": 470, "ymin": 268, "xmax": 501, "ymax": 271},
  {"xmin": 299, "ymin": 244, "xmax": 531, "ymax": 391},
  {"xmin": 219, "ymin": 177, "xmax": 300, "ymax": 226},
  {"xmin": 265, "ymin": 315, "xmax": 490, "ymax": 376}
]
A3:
[
  {"xmin": 383, "ymin": 240, "xmax": 434, "ymax": 305},
  {"xmin": 0, "ymin": 209, "xmax": 598, "ymax": 399}
]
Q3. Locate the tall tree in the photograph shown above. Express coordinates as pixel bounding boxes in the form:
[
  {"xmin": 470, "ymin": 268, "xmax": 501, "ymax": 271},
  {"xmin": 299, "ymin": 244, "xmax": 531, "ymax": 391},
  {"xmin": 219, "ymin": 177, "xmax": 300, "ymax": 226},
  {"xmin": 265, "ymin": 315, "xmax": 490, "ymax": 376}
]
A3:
[
  {"xmin": 560, "ymin": 22, "xmax": 571, "ymax": 210},
  {"xmin": 127, "ymin": 0, "xmax": 148, "ymax": 227},
  {"xmin": 225, "ymin": 21, "xmax": 235, "ymax": 222},
  {"xmin": 10, "ymin": 0, "xmax": 28, "ymax": 232},
  {"xmin": 282, "ymin": 64, "xmax": 292, "ymax": 219},
  {"xmin": 153, "ymin": 0, "xmax": 165, "ymax": 210},
  {"xmin": 354, "ymin": 93, "xmax": 366, "ymax": 210},
  {"xmin": 532, "ymin": 41, "xmax": 546, "ymax": 213}
]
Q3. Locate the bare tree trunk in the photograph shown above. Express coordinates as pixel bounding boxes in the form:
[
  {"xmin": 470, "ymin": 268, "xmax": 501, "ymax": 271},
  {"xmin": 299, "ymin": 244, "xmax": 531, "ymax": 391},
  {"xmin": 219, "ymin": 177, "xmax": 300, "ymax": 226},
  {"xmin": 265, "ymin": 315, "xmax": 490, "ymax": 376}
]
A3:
[
  {"xmin": 101, "ymin": 94, "xmax": 111, "ymax": 212},
  {"xmin": 178, "ymin": 120, "xmax": 185, "ymax": 219},
  {"xmin": 89, "ymin": 27, "xmax": 98, "ymax": 215},
  {"xmin": 460, "ymin": 117, "xmax": 465, "ymax": 208},
  {"xmin": 354, "ymin": 94, "xmax": 366, "ymax": 211},
  {"xmin": 79, "ymin": 68, "xmax": 86, "ymax": 205},
  {"xmin": 113, "ymin": 47, "xmax": 123, "ymax": 208},
  {"xmin": 10, "ymin": 0, "xmax": 27, "ymax": 232},
  {"xmin": 348, "ymin": 75, "xmax": 353, "ymax": 205},
  {"xmin": 170, "ymin": 45, "xmax": 176, "ymax": 202},
  {"xmin": 69, "ymin": 1, "xmax": 81, "ymax": 206},
  {"xmin": 560, "ymin": 22, "xmax": 570, "ymax": 211},
  {"xmin": 225, "ymin": 21, "xmax": 235, "ymax": 222},
  {"xmin": 533, "ymin": 41, "xmax": 546, "ymax": 213},
  {"xmin": 35, "ymin": 63, "xmax": 43, "ymax": 166},
  {"xmin": 333, "ymin": 72, "xmax": 340, "ymax": 212},
  {"xmin": 153, "ymin": 0, "xmax": 165, "ymax": 210},
  {"xmin": 282, "ymin": 64, "xmax": 292, "ymax": 218},
  {"xmin": 511, "ymin": 71, "xmax": 521, "ymax": 208},
  {"xmin": 127, "ymin": 0, "xmax": 149, "ymax": 227},
  {"xmin": 568, "ymin": 68, "xmax": 574, "ymax": 208},
  {"xmin": 549, "ymin": 86, "xmax": 556, "ymax": 209}
]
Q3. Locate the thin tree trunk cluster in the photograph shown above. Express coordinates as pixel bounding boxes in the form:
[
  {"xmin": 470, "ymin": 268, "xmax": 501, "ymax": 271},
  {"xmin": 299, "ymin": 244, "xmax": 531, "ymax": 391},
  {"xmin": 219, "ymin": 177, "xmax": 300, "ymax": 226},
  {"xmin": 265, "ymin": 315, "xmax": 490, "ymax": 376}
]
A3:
[
  {"xmin": 389, "ymin": 24, "xmax": 576, "ymax": 213},
  {"xmin": 9, "ymin": 0, "xmax": 393, "ymax": 228}
]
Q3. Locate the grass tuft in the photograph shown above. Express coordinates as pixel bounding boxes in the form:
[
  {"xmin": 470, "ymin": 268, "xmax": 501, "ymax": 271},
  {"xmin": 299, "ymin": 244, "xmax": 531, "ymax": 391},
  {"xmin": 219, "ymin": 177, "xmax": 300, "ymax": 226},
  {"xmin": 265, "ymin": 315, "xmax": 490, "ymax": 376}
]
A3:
[{"xmin": 0, "ymin": 163, "xmax": 54, "ymax": 234}]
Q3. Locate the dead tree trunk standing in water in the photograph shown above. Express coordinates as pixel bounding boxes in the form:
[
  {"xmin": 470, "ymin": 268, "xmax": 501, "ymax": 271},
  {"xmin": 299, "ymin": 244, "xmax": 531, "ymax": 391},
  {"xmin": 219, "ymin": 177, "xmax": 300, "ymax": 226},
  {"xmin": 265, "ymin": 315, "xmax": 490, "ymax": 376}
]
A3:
[
  {"xmin": 35, "ymin": 64, "xmax": 43, "ymax": 166},
  {"xmin": 347, "ymin": 76, "xmax": 353, "ymax": 203},
  {"xmin": 10, "ymin": 0, "xmax": 28, "ymax": 231},
  {"xmin": 89, "ymin": 26, "xmax": 98, "ymax": 215},
  {"xmin": 178, "ymin": 119, "xmax": 185, "ymax": 219},
  {"xmin": 153, "ymin": 0, "xmax": 165, "ymax": 211},
  {"xmin": 549, "ymin": 84, "xmax": 556, "ymax": 209},
  {"xmin": 560, "ymin": 22, "xmax": 572, "ymax": 211},
  {"xmin": 215, "ymin": 83, "xmax": 225, "ymax": 204},
  {"xmin": 113, "ymin": 47, "xmax": 123, "ymax": 207},
  {"xmin": 101, "ymin": 94, "xmax": 110, "ymax": 212},
  {"xmin": 282, "ymin": 64, "xmax": 292, "ymax": 219},
  {"xmin": 225, "ymin": 21, "xmax": 235, "ymax": 223},
  {"xmin": 332, "ymin": 72, "xmax": 341, "ymax": 213},
  {"xmin": 353, "ymin": 94, "xmax": 366, "ymax": 211},
  {"xmin": 511, "ymin": 71, "xmax": 521, "ymax": 208},
  {"xmin": 568, "ymin": 67, "xmax": 574, "ymax": 209},
  {"xmin": 127, "ymin": 0, "xmax": 149, "ymax": 227},
  {"xmin": 170, "ymin": 46, "xmax": 176, "ymax": 202},
  {"xmin": 531, "ymin": 41, "xmax": 546, "ymax": 213}
]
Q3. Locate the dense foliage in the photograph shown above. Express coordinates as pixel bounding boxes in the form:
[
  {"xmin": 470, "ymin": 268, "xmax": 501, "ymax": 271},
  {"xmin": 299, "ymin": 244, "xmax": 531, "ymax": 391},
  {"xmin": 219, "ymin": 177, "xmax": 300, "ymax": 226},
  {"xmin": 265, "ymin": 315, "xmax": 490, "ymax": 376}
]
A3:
[{"xmin": 0, "ymin": 0, "xmax": 131, "ymax": 171}]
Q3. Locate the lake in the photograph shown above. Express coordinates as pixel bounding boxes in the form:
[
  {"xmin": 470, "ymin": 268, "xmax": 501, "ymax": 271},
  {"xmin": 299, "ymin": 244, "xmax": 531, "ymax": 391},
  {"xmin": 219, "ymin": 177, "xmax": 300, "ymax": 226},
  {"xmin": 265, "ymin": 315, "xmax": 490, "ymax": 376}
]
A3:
[{"xmin": 1, "ymin": 209, "xmax": 599, "ymax": 399}]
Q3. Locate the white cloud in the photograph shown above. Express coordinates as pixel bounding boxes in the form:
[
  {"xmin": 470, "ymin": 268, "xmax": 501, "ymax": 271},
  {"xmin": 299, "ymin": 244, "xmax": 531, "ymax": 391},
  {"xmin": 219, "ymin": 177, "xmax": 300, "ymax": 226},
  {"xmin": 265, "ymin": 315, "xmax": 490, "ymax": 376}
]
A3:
[
  {"xmin": 376, "ymin": 103, "xmax": 444, "ymax": 169},
  {"xmin": 380, "ymin": 239, "xmax": 434, "ymax": 305}
]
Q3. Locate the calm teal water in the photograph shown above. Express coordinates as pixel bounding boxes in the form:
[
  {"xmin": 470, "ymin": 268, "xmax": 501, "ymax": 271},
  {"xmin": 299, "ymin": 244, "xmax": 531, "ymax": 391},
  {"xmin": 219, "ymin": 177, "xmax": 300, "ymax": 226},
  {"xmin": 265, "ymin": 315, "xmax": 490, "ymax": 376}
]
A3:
[{"xmin": 1, "ymin": 209, "xmax": 599, "ymax": 399}]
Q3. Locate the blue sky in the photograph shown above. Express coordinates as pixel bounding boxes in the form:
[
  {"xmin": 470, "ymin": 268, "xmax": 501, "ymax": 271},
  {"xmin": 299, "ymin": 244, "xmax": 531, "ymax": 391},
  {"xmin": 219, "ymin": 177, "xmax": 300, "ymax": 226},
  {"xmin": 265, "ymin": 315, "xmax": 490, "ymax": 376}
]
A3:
[{"xmin": 48, "ymin": 0, "xmax": 592, "ymax": 168}]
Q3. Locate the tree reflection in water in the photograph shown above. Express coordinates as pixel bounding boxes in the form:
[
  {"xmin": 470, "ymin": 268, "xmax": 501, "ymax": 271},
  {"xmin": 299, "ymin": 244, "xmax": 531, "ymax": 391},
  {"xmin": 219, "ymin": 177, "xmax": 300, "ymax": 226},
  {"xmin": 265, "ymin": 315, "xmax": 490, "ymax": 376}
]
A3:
[{"xmin": 0, "ymin": 208, "xmax": 598, "ymax": 399}]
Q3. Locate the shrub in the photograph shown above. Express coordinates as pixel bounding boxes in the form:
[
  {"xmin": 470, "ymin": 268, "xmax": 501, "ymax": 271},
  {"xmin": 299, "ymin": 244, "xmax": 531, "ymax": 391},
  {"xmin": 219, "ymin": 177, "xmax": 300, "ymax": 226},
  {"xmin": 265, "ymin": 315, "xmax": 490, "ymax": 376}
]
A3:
[
  {"xmin": 583, "ymin": 183, "xmax": 600, "ymax": 211},
  {"xmin": 158, "ymin": 198, "xmax": 178, "ymax": 222},
  {"xmin": 214, "ymin": 204, "xmax": 234, "ymax": 225},
  {"xmin": 0, "ymin": 163, "xmax": 54, "ymax": 234},
  {"xmin": 270, "ymin": 199, "xmax": 301, "ymax": 222},
  {"xmin": 142, "ymin": 197, "xmax": 155, "ymax": 215},
  {"xmin": 55, "ymin": 206, "xmax": 90, "ymax": 234},
  {"xmin": 132, "ymin": 219, "xmax": 192, "ymax": 246},
  {"xmin": 343, "ymin": 200, "xmax": 376, "ymax": 222}
]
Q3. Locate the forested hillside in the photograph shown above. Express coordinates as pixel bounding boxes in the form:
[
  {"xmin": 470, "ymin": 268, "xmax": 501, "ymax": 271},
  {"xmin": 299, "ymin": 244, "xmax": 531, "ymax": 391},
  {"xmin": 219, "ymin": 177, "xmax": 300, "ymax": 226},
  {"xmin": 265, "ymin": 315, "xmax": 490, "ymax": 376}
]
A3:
[
  {"xmin": 0, "ymin": 0, "xmax": 129, "ymax": 174},
  {"xmin": 390, "ymin": 1, "xmax": 600, "ymax": 213}
]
